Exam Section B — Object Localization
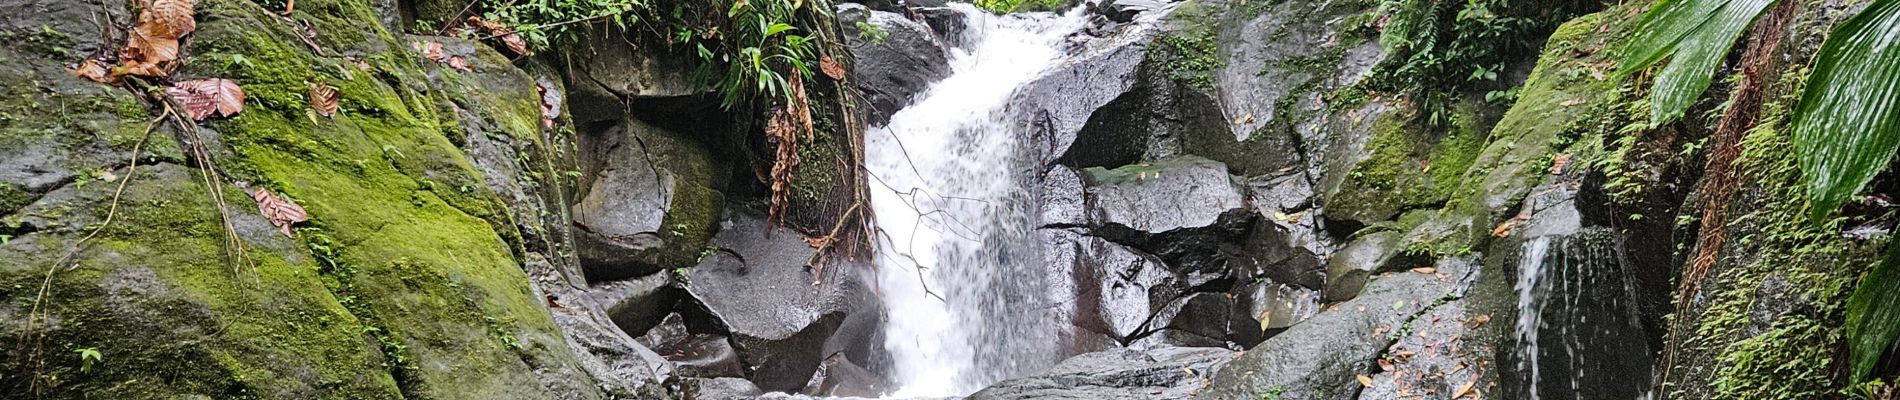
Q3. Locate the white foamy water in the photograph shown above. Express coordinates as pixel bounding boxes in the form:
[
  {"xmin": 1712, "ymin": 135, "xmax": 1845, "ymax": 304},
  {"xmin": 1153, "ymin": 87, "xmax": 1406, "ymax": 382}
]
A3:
[
  {"xmin": 1514, "ymin": 237, "xmax": 1553, "ymax": 400},
  {"xmin": 866, "ymin": 4, "xmax": 1091, "ymax": 397}
]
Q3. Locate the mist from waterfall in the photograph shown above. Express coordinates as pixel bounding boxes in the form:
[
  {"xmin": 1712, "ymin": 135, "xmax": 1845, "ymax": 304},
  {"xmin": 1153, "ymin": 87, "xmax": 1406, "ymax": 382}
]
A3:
[{"xmin": 864, "ymin": 4, "xmax": 1091, "ymax": 397}]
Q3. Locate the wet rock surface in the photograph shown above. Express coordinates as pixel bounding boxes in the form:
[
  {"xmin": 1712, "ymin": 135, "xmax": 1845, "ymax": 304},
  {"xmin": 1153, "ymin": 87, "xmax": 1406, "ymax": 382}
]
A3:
[
  {"xmin": 572, "ymin": 118, "xmax": 722, "ymax": 282},
  {"xmin": 680, "ymin": 210, "xmax": 864, "ymax": 392},
  {"xmin": 841, "ymin": 3, "xmax": 954, "ymax": 125},
  {"xmin": 1199, "ymin": 257, "xmax": 1482, "ymax": 400},
  {"xmin": 969, "ymin": 346, "xmax": 1234, "ymax": 399}
]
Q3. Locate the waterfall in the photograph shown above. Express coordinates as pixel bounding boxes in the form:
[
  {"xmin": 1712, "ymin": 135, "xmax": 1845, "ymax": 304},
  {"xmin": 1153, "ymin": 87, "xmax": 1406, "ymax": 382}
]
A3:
[
  {"xmin": 1509, "ymin": 231, "xmax": 1658, "ymax": 400},
  {"xmin": 866, "ymin": 4, "xmax": 1092, "ymax": 397}
]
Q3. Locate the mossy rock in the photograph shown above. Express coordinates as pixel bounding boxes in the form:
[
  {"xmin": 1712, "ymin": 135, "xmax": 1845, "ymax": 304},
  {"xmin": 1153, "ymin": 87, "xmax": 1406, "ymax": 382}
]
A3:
[
  {"xmin": 2, "ymin": 0, "xmax": 605, "ymax": 397},
  {"xmin": 1326, "ymin": 102, "xmax": 1489, "ymax": 226},
  {"xmin": 1397, "ymin": 7, "xmax": 1627, "ymax": 257}
]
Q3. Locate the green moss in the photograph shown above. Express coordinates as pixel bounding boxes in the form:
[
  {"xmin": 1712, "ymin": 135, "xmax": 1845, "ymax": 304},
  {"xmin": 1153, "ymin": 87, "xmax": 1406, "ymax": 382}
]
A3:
[{"xmin": 1154, "ymin": 2, "xmax": 1224, "ymax": 91}]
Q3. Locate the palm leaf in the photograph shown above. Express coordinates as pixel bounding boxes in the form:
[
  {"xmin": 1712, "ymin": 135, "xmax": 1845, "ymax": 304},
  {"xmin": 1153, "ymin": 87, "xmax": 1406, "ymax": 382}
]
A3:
[
  {"xmin": 1618, "ymin": 0, "xmax": 1729, "ymax": 78},
  {"xmin": 1792, "ymin": 0, "xmax": 1900, "ymax": 223},
  {"xmin": 1849, "ymin": 238, "xmax": 1900, "ymax": 383},
  {"xmin": 1650, "ymin": 0, "xmax": 1777, "ymax": 123},
  {"xmin": 1622, "ymin": 0, "xmax": 1779, "ymax": 124}
]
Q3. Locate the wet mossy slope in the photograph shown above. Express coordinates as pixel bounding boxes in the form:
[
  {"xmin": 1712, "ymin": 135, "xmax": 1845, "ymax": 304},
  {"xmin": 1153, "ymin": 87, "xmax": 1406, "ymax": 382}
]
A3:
[{"xmin": 0, "ymin": 0, "xmax": 601, "ymax": 398}]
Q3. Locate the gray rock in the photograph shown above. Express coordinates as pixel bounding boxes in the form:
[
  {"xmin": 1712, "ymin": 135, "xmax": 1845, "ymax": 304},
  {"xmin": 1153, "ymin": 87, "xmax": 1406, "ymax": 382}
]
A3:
[
  {"xmin": 591, "ymin": 273, "xmax": 679, "ymax": 340},
  {"xmin": 1198, "ymin": 257, "xmax": 1482, "ymax": 400},
  {"xmin": 1231, "ymin": 280, "xmax": 1321, "ymax": 345},
  {"xmin": 1068, "ymin": 235, "xmax": 1185, "ymax": 341},
  {"xmin": 1132, "ymin": 292, "xmax": 1235, "ymax": 349},
  {"xmin": 841, "ymin": 4, "xmax": 953, "ymax": 125},
  {"xmin": 1082, "ymin": 156, "xmax": 1253, "ymax": 279},
  {"xmin": 637, "ymin": 313, "xmax": 745, "ymax": 378},
  {"xmin": 1040, "ymin": 165, "xmax": 1089, "ymax": 227},
  {"xmin": 969, "ymin": 346, "xmax": 1235, "ymax": 400},
  {"xmin": 1322, "ymin": 231, "xmax": 1405, "ymax": 303},
  {"xmin": 680, "ymin": 210, "xmax": 860, "ymax": 392},
  {"xmin": 683, "ymin": 377, "xmax": 765, "ymax": 400},
  {"xmin": 801, "ymin": 353, "xmax": 888, "ymax": 397},
  {"xmin": 1018, "ymin": 27, "xmax": 1158, "ymax": 166},
  {"xmin": 572, "ymin": 118, "xmax": 722, "ymax": 281}
]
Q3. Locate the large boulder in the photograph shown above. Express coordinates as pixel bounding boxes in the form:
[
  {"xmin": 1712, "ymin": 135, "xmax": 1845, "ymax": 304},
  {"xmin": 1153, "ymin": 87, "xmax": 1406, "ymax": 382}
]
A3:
[
  {"xmin": 571, "ymin": 118, "xmax": 722, "ymax": 282},
  {"xmin": 1322, "ymin": 230, "xmax": 1407, "ymax": 302},
  {"xmin": 840, "ymin": 3, "xmax": 953, "ymax": 125},
  {"xmin": 679, "ymin": 210, "xmax": 862, "ymax": 392},
  {"xmin": 1198, "ymin": 257, "xmax": 1482, "ymax": 400},
  {"xmin": 1081, "ymin": 156, "xmax": 1252, "ymax": 284},
  {"xmin": 968, "ymin": 346, "xmax": 1235, "ymax": 399}
]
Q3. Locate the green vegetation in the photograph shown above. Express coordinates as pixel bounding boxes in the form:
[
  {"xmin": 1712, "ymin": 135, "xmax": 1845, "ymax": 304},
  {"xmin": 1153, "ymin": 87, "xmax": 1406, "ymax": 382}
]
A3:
[
  {"xmin": 1154, "ymin": 1, "xmax": 1223, "ymax": 90},
  {"xmin": 1365, "ymin": 0, "xmax": 1591, "ymax": 121},
  {"xmin": 975, "ymin": 0, "xmax": 1072, "ymax": 13},
  {"xmin": 1620, "ymin": 0, "xmax": 1900, "ymax": 383}
]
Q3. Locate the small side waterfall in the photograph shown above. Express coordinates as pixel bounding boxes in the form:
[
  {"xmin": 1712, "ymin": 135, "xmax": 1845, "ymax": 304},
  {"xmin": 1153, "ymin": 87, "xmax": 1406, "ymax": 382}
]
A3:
[
  {"xmin": 865, "ymin": 5, "xmax": 1092, "ymax": 397},
  {"xmin": 1508, "ymin": 230, "xmax": 1658, "ymax": 400}
]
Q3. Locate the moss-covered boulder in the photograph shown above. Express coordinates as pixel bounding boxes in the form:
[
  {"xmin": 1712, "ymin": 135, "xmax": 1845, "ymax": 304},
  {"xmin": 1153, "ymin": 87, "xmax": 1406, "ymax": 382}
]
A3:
[
  {"xmin": 571, "ymin": 118, "xmax": 721, "ymax": 282},
  {"xmin": 0, "ymin": 0, "xmax": 631, "ymax": 397}
]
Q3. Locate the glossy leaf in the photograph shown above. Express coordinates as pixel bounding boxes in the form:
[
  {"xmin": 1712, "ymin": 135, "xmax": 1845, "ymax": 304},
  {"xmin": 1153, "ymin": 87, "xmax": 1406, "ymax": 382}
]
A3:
[
  {"xmin": 1619, "ymin": 0, "xmax": 1727, "ymax": 77},
  {"xmin": 1792, "ymin": 0, "xmax": 1900, "ymax": 223},
  {"xmin": 1849, "ymin": 237, "xmax": 1900, "ymax": 382},
  {"xmin": 1647, "ymin": 0, "xmax": 1777, "ymax": 123}
]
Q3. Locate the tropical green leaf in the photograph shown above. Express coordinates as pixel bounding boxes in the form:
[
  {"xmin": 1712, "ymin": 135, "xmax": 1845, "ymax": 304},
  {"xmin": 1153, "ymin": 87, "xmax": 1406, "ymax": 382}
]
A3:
[
  {"xmin": 1792, "ymin": 0, "xmax": 1900, "ymax": 223},
  {"xmin": 1619, "ymin": 0, "xmax": 1730, "ymax": 78},
  {"xmin": 1646, "ymin": 0, "xmax": 1778, "ymax": 124},
  {"xmin": 1849, "ymin": 238, "xmax": 1900, "ymax": 383}
]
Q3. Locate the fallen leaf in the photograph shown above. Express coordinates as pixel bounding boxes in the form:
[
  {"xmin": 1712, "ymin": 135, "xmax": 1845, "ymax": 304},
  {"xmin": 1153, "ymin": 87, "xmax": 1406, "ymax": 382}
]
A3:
[
  {"xmin": 1357, "ymin": 374, "xmax": 1374, "ymax": 387},
  {"xmin": 820, "ymin": 56, "xmax": 846, "ymax": 80},
  {"xmin": 248, "ymin": 187, "xmax": 308, "ymax": 237},
  {"xmin": 1377, "ymin": 358, "xmax": 1395, "ymax": 371},
  {"xmin": 142, "ymin": 0, "xmax": 197, "ymax": 40},
  {"xmin": 166, "ymin": 78, "xmax": 245, "ymax": 121},
  {"xmin": 1550, "ymin": 153, "xmax": 1573, "ymax": 175},
  {"xmin": 283, "ymin": 0, "xmax": 295, "ymax": 14},
  {"xmin": 69, "ymin": 60, "xmax": 113, "ymax": 83},
  {"xmin": 1469, "ymin": 314, "xmax": 1491, "ymax": 328},
  {"xmin": 1452, "ymin": 377, "xmax": 1477, "ymax": 399},
  {"xmin": 1373, "ymin": 326, "xmax": 1389, "ymax": 336},
  {"xmin": 545, "ymin": 295, "xmax": 563, "ymax": 308},
  {"xmin": 1236, "ymin": 113, "xmax": 1255, "ymax": 125},
  {"xmin": 467, "ymin": 17, "xmax": 531, "ymax": 56},
  {"xmin": 1490, "ymin": 218, "xmax": 1522, "ymax": 238},
  {"xmin": 536, "ymin": 81, "xmax": 562, "ymax": 128},
  {"xmin": 309, "ymin": 83, "xmax": 339, "ymax": 117},
  {"xmin": 417, "ymin": 41, "xmax": 447, "ymax": 63},
  {"xmin": 1560, "ymin": 97, "xmax": 1586, "ymax": 107},
  {"xmin": 1411, "ymin": 267, "xmax": 1437, "ymax": 274},
  {"xmin": 446, "ymin": 55, "xmax": 471, "ymax": 72}
]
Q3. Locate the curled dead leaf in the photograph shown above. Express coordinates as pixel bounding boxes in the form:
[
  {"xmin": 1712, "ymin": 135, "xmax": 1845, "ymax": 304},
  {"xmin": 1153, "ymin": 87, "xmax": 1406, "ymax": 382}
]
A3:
[
  {"xmin": 248, "ymin": 187, "xmax": 309, "ymax": 237},
  {"xmin": 467, "ymin": 16, "xmax": 531, "ymax": 56},
  {"xmin": 819, "ymin": 56, "xmax": 846, "ymax": 80},
  {"xmin": 446, "ymin": 55, "xmax": 471, "ymax": 72},
  {"xmin": 417, "ymin": 41, "xmax": 447, "ymax": 63},
  {"xmin": 69, "ymin": 60, "xmax": 114, "ymax": 83},
  {"xmin": 167, "ymin": 78, "xmax": 245, "ymax": 121},
  {"xmin": 1453, "ymin": 377, "xmax": 1477, "ymax": 399},
  {"xmin": 141, "ymin": 0, "xmax": 197, "ymax": 40},
  {"xmin": 309, "ymin": 83, "xmax": 339, "ymax": 117}
]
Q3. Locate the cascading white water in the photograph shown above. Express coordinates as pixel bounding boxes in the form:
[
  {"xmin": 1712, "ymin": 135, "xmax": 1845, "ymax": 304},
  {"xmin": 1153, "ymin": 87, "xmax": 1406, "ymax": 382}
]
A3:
[
  {"xmin": 1514, "ymin": 237, "xmax": 1553, "ymax": 400},
  {"xmin": 866, "ymin": 4, "xmax": 1092, "ymax": 397}
]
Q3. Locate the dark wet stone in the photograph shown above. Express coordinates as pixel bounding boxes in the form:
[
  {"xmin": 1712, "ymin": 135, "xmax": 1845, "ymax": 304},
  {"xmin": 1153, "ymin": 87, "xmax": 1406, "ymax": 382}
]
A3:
[
  {"xmin": 1322, "ymin": 230, "xmax": 1405, "ymax": 302},
  {"xmin": 571, "ymin": 118, "xmax": 722, "ymax": 282},
  {"xmin": 1230, "ymin": 280, "xmax": 1321, "ymax": 346},
  {"xmin": 637, "ymin": 313, "xmax": 744, "ymax": 378},
  {"xmin": 969, "ymin": 346, "xmax": 1234, "ymax": 400},
  {"xmin": 1082, "ymin": 156, "xmax": 1253, "ymax": 281},
  {"xmin": 679, "ymin": 210, "xmax": 861, "ymax": 392},
  {"xmin": 1132, "ymin": 292, "xmax": 1236, "ymax": 349},
  {"xmin": 841, "ymin": 3, "xmax": 953, "ymax": 125},
  {"xmin": 801, "ymin": 354, "xmax": 888, "ymax": 397},
  {"xmin": 1040, "ymin": 165, "xmax": 1089, "ymax": 227},
  {"xmin": 589, "ymin": 273, "xmax": 678, "ymax": 339},
  {"xmin": 1198, "ymin": 257, "xmax": 1481, "ymax": 400},
  {"xmin": 682, "ymin": 377, "xmax": 764, "ymax": 400}
]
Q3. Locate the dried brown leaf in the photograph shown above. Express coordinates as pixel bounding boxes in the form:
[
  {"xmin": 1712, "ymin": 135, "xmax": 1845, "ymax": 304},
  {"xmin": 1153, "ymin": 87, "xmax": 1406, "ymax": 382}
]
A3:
[
  {"xmin": 309, "ymin": 83, "xmax": 339, "ymax": 117},
  {"xmin": 468, "ymin": 16, "xmax": 532, "ymax": 56},
  {"xmin": 1560, "ymin": 97, "xmax": 1586, "ymax": 107},
  {"xmin": 70, "ymin": 60, "xmax": 113, "ymax": 83},
  {"xmin": 1411, "ymin": 267, "xmax": 1436, "ymax": 274},
  {"xmin": 167, "ymin": 78, "xmax": 244, "ymax": 121},
  {"xmin": 142, "ymin": 0, "xmax": 197, "ymax": 40},
  {"xmin": 1356, "ymin": 374, "xmax": 1374, "ymax": 387},
  {"xmin": 536, "ymin": 81, "xmax": 561, "ymax": 128},
  {"xmin": 249, "ymin": 187, "xmax": 308, "ymax": 237},
  {"xmin": 446, "ymin": 55, "xmax": 471, "ymax": 72},
  {"xmin": 417, "ymin": 41, "xmax": 447, "ymax": 63},
  {"xmin": 819, "ymin": 56, "xmax": 846, "ymax": 80},
  {"xmin": 1453, "ymin": 377, "xmax": 1477, "ymax": 399}
]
